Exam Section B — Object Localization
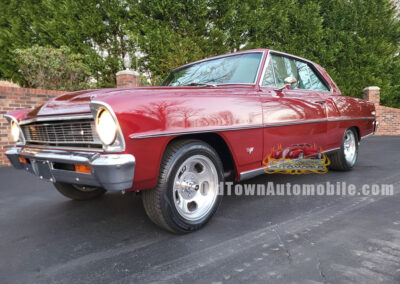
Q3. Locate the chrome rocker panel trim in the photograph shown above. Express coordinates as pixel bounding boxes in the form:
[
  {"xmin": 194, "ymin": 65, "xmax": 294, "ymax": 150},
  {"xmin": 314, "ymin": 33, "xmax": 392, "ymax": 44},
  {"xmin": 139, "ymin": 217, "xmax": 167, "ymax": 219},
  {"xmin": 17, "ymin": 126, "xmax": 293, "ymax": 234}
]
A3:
[
  {"xmin": 239, "ymin": 146, "xmax": 342, "ymax": 181},
  {"xmin": 6, "ymin": 147, "xmax": 135, "ymax": 191}
]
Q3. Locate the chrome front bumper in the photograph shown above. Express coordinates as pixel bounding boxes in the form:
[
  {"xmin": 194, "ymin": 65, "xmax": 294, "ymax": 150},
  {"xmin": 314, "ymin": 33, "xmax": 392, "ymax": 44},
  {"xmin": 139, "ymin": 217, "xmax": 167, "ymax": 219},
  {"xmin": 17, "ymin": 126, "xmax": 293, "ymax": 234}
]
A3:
[{"xmin": 6, "ymin": 147, "xmax": 135, "ymax": 191}]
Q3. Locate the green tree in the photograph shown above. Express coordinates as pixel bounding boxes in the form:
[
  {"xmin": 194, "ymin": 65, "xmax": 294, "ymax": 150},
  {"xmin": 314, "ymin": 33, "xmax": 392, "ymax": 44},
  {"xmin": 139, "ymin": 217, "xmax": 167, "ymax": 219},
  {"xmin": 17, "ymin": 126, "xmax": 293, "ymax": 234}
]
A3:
[
  {"xmin": 1, "ymin": 0, "xmax": 400, "ymax": 108},
  {"xmin": 128, "ymin": 0, "xmax": 232, "ymax": 83},
  {"xmin": 0, "ymin": 0, "xmax": 47, "ymax": 82},
  {"xmin": 14, "ymin": 45, "xmax": 91, "ymax": 90},
  {"xmin": 318, "ymin": 0, "xmax": 400, "ymax": 100}
]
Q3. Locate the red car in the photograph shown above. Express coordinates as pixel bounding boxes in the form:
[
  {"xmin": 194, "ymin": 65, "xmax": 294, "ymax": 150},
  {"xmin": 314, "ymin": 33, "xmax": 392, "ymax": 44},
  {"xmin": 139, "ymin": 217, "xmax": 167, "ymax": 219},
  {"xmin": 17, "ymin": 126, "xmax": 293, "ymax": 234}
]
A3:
[{"xmin": 5, "ymin": 49, "xmax": 377, "ymax": 232}]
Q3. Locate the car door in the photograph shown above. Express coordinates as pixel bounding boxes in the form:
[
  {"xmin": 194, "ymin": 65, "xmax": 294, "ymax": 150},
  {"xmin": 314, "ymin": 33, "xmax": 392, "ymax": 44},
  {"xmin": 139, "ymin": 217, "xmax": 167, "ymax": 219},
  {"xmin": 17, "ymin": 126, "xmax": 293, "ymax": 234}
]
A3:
[
  {"xmin": 306, "ymin": 64, "xmax": 343, "ymax": 150},
  {"xmin": 259, "ymin": 53, "xmax": 328, "ymax": 158}
]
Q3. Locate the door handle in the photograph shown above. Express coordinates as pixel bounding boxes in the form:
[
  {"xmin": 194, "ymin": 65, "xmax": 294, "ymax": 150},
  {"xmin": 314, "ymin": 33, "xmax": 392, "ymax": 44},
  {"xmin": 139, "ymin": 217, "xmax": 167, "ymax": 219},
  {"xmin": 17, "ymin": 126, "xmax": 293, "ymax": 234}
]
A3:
[{"xmin": 315, "ymin": 100, "xmax": 326, "ymax": 105}]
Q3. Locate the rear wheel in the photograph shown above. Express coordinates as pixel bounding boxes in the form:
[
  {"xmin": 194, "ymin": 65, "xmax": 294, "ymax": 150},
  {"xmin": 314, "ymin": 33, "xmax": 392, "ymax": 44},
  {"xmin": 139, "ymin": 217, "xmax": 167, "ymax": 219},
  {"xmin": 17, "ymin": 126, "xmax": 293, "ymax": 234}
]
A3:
[
  {"xmin": 142, "ymin": 139, "xmax": 224, "ymax": 233},
  {"xmin": 54, "ymin": 182, "xmax": 106, "ymax": 200},
  {"xmin": 329, "ymin": 128, "xmax": 359, "ymax": 171}
]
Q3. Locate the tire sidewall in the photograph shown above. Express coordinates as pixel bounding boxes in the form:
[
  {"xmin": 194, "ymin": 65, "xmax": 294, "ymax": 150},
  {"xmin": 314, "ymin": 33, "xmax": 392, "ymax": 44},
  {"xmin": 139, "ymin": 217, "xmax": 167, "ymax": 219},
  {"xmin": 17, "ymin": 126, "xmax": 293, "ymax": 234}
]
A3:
[
  {"xmin": 160, "ymin": 142, "xmax": 224, "ymax": 232},
  {"xmin": 339, "ymin": 128, "xmax": 359, "ymax": 169}
]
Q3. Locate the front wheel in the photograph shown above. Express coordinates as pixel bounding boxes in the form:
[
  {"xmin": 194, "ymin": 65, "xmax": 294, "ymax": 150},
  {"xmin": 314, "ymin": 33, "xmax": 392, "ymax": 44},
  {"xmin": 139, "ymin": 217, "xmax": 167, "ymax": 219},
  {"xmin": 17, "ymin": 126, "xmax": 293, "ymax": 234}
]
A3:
[
  {"xmin": 329, "ymin": 128, "xmax": 359, "ymax": 171},
  {"xmin": 142, "ymin": 139, "xmax": 224, "ymax": 233}
]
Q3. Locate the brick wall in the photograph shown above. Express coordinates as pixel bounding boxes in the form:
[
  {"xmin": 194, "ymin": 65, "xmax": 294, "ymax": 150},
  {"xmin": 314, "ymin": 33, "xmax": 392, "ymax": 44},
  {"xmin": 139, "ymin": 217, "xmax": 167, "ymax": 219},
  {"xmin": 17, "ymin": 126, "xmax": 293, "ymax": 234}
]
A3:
[
  {"xmin": 376, "ymin": 105, "xmax": 400, "ymax": 135},
  {"xmin": 0, "ymin": 86, "xmax": 64, "ymax": 166},
  {"xmin": 363, "ymin": 86, "xmax": 400, "ymax": 135}
]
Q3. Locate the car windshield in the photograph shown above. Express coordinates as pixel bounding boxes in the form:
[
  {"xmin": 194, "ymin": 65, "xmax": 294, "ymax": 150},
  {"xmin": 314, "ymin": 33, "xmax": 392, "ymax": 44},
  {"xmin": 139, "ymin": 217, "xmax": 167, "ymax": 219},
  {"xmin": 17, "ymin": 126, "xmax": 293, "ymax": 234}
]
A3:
[{"xmin": 162, "ymin": 52, "xmax": 263, "ymax": 86}]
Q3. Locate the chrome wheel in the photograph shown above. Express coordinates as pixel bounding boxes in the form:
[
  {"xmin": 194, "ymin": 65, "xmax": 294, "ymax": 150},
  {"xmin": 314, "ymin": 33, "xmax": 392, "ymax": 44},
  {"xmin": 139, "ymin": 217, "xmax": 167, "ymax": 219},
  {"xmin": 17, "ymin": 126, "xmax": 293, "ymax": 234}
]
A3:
[
  {"xmin": 173, "ymin": 155, "xmax": 219, "ymax": 221},
  {"xmin": 343, "ymin": 129, "xmax": 357, "ymax": 166}
]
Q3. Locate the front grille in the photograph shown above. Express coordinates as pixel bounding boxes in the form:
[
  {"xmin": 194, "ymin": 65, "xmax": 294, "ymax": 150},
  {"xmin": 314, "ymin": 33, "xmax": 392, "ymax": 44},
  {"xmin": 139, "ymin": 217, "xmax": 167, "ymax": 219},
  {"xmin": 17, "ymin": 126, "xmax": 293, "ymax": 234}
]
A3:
[{"xmin": 21, "ymin": 119, "xmax": 102, "ymax": 149}]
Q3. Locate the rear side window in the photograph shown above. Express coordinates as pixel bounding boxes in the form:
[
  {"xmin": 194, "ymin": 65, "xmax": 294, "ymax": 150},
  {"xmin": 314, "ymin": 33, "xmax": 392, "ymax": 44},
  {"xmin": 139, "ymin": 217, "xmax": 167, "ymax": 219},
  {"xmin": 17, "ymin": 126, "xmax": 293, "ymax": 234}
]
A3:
[
  {"xmin": 262, "ymin": 54, "xmax": 329, "ymax": 91},
  {"xmin": 308, "ymin": 67, "xmax": 329, "ymax": 91}
]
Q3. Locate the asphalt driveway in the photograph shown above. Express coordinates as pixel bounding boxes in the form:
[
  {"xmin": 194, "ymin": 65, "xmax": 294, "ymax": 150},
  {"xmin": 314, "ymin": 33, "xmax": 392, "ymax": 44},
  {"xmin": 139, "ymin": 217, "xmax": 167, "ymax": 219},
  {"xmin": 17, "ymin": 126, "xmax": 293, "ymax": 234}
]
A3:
[{"xmin": 1, "ymin": 136, "xmax": 400, "ymax": 283}]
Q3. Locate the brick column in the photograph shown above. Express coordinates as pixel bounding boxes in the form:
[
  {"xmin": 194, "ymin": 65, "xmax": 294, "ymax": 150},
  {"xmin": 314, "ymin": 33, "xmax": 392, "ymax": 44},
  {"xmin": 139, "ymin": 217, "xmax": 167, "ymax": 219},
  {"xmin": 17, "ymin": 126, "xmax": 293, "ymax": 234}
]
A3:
[
  {"xmin": 116, "ymin": 70, "xmax": 140, "ymax": 88},
  {"xmin": 363, "ymin": 86, "xmax": 380, "ymax": 106}
]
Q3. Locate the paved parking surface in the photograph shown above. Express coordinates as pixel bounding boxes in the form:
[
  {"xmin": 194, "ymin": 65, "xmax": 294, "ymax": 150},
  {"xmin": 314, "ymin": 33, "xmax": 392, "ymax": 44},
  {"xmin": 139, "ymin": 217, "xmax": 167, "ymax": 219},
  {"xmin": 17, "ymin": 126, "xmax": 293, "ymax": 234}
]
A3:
[{"xmin": 1, "ymin": 136, "xmax": 400, "ymax": 283}]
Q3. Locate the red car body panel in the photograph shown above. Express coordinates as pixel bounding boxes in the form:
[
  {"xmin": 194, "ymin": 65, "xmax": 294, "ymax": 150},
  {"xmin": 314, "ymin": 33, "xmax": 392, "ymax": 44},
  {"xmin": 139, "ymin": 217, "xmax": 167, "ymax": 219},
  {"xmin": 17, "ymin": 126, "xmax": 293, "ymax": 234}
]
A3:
[{"xmin": 8, "ymin": 49, "xmax": 376, "ymax": 191}]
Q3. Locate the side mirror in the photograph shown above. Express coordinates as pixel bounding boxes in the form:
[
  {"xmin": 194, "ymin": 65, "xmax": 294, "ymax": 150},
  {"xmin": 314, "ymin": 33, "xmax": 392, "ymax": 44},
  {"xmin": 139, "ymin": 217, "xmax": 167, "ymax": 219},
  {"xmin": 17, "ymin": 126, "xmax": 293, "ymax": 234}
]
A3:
[
  {"xmin": 275, "ymin": 77, "xmax": 298, "ymax": 92},
  {"xmin": 284, "ymin": 77, "xmax": 297, "ymax": 90}
]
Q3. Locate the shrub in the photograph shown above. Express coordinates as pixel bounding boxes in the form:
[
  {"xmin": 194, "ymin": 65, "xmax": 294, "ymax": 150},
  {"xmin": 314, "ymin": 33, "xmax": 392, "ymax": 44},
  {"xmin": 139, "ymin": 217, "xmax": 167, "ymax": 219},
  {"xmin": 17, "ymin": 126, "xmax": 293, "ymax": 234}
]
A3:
[{"xmin": 14, "ymin": 45, "xmax": 91, "ymax": 91}]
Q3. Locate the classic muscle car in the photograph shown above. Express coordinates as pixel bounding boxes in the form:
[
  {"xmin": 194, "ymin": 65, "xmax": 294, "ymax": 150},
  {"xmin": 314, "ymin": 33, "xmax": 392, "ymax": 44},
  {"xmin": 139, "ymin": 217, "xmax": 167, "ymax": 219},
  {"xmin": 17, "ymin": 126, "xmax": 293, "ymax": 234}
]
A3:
[{"xmin": 5, "ymin": 49, "xmax": 377, "ymax": 233}]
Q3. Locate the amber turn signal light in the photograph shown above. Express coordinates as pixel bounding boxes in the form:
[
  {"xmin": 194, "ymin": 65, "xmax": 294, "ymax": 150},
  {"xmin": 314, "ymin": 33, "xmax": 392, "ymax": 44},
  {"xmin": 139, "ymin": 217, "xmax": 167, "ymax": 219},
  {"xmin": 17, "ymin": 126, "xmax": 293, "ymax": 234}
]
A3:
[
  {"xmin": 74, "ymin": 164, "xmax": 91, "ymax": 174},
  {"xmin": 19, "ymin": 157, "xmax": 27, "ymax": 164}
]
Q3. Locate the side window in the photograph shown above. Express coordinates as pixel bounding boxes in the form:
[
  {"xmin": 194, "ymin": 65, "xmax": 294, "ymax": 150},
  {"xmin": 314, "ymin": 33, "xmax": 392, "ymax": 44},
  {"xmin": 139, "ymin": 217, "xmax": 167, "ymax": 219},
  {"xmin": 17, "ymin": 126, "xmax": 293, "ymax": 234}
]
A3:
[
  {"xmin": 262, "ymin": 54, "xmax": 330, "ymax": 92},
  {"xmin": 261, "ymin": 59, "xmax": 276, "ymax": 86},
  {"xmin": 270, "ymin": 55, "xmax": 300, "ymax": 87},
  {"xmin": 284, "ymin": 57, "xmax": 299, "ymax": 81},
  {"xmin": 295, "ymin": 61, "xmax": 312, "ymax": 89},
  {"xmin": 270, "ymin": 55, "xmax": 288, "ymax": 87},
  {"xmin": 308, "ymin": 67, "xmax": 329, "ymax": 91}
]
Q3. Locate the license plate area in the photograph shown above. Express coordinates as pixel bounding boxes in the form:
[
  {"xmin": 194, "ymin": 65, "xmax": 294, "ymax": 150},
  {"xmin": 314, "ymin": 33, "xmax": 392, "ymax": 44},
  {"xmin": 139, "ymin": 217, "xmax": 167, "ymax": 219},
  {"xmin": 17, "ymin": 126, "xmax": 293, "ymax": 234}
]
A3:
[{"xmin": 32, "ymin": 160, "xmax": 54, "ymax": 182}]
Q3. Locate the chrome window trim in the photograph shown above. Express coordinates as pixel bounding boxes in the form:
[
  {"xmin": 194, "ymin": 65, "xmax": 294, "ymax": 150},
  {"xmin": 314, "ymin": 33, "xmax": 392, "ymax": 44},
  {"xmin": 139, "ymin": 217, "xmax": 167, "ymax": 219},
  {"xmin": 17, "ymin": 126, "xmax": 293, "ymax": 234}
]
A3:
[
  {"xmin": 4, "ymin": 114, "xmax": 26, "ymax": 145},
  {"xmin": 259, "ymin": 52, "xmax": 278, "ymax": 87},
  {"xmin": 18, "ymin": 114, "xmax": 94, "ymax": 126},
  {"xmin": 168, "ymin": 50, "xmax": 266, "ymax": 86},
  {"xmin": 90, "ymin": 101, "xmax": 126, "ymax": 153}
]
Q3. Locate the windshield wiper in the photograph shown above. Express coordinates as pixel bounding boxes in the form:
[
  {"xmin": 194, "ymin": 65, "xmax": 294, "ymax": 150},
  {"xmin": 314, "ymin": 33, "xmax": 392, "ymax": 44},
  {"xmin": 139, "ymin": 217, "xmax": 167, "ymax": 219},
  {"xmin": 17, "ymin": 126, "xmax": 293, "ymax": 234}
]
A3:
[{"xmin": 184, "ymin": 82, "xmax": 217, "ymax": 87}]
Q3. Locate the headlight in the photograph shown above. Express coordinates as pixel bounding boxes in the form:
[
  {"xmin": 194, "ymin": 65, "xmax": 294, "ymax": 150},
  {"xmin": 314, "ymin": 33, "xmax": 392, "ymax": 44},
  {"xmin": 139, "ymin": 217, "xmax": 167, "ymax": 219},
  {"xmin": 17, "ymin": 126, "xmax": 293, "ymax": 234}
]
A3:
[
  {"xmin": 10, "ymin": 121, "xmax": 20, "ymax": 142},
  {"xmin": 95, "ymin": 108, "xmax": 118, "ymax": 145}
]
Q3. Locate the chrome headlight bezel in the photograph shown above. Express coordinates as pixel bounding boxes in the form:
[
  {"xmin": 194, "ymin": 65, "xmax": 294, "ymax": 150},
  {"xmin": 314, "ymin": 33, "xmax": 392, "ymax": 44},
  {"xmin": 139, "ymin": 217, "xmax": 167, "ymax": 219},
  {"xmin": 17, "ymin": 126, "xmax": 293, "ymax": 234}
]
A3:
[
  {"xmin": 95, "ymin": 108, "xmax": 118, "ymax": 146},
  {"xmin": 90, "ymin": 101, "xmax": 126, "ymax": 153},
  {"xmin": 4, "ymin": 115, "xmax": 25, "ymax": 145}
]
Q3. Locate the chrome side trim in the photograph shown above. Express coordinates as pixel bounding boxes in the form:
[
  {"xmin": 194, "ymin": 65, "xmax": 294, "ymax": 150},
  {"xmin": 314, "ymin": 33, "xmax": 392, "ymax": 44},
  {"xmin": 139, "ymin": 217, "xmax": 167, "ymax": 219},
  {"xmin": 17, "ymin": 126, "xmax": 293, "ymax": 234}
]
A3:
[
  {"xmin": 324, "ymin": 147, "xmax": 340, "ymax": 153},
  {"xmin": 327, "ymin": 117, "xmax": 375, "ymax": 122},
  {"xmin": 361, "ymin": 133, "xmax": 374, "ymax": 140},
  {"xmin": 4, "ymin": 114, "xmax": 26, "ymax": 145},
  {"xmin": 130, "ymin": 117, "xmax": 376, "ymax": 139},
  {"xmin": 130, "ymin": 125, "xmax": 264, "ymax": 139},
  {"xmin": 239, "ymin": 167, "xmax": 266, "ymax": 181},
  {"xmin": 239, "ymin": 146, "xmax": 341, "ymax": 181},
  {"xmin": 90, "ymin": 101, "xmax": 126, "ymax": 153},
  {"xmin": 19, "ymin": 114, "xmax": 94, "ymax": 126}
]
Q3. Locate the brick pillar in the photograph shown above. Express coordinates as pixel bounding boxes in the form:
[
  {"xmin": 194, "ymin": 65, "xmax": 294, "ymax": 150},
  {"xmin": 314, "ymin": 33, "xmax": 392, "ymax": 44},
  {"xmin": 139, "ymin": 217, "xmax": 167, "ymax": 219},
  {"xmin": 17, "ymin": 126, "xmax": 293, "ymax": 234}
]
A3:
[
  {"xmin": 363, "ymin": 86, "xmax": 380, "ymax": 106},
  {"xmin": 116, "ymin": 70, "xmax": 140, "ymax": 88}
]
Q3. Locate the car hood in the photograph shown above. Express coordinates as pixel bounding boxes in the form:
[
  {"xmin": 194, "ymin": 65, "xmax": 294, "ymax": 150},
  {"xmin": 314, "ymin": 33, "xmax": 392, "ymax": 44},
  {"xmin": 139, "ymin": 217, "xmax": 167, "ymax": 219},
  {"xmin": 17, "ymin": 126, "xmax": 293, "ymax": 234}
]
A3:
[{"xmin": 24, "ymin": 86, "xmax": 253, "ymax": 119}]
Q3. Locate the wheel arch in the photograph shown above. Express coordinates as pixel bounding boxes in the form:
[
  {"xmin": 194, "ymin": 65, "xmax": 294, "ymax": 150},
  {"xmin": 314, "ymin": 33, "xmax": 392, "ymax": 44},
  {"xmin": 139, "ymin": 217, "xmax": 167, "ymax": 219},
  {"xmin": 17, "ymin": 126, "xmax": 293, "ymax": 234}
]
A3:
[
  {"xmin": 348, "ymin": 126, "xmax": 361, "ymax": 141},
  {"xmin": 164, "ymin": 133, "xmax": 237, "ymax": 181}
]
